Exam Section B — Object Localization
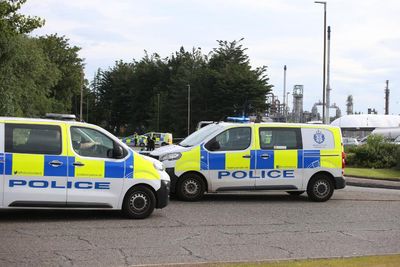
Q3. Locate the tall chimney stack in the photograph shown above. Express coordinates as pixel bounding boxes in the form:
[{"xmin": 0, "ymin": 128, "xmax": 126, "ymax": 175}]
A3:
[{"xmin": 385, "ymin": 80, "xmax": 389, "ymax": 115}]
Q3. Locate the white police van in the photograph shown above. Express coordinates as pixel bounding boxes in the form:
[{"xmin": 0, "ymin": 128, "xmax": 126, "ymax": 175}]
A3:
[
  {"xmin": 150, "ymin": 122, "xmax": 346, "ymax": 202},
  {"xmin": 0, "ymin": 116, "xmax": 170, "ymax": 219}
]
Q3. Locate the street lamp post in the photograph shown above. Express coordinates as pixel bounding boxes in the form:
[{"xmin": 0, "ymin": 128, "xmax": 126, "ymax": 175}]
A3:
[
  {"xmin": 315, "ymin": 1, "xmax": 327, "ymax": 124},
  {"xmin": 283, "ymin": 65, "xmax": 287, "ymax": 121},
  {"xmin": 157, "ymin": 93, "xmax": 160, "ymax": 131},
  {"xmin": 80, "ymin": 70, "xmax": 84, "ymax": 121}
]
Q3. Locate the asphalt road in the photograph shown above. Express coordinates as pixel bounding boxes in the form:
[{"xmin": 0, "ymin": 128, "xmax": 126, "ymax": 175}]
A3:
[{"xmin": 1, "ymin": 186, "xmax": 400, "ymax": 266}]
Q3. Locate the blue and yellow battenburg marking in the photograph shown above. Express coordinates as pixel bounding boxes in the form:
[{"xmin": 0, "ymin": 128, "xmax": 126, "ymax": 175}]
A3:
[
  {"xmin": 1, "ymin": 151, "xmax": 161, "ymax": 179},
  {"xmin": 175, "ymin": 145, "xmax": 339, "ymax": 172}
]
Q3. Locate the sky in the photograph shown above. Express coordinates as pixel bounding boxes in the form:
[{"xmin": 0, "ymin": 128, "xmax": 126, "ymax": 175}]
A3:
[{"xmin": 21, "ymin": 0, "xmax": 400, "ymax": 116}]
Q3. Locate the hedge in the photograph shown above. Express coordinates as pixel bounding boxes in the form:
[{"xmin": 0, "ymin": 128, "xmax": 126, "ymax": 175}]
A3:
[{"xmin": 345, "ymin": 135, "xmax": 400, "ymax": 169}]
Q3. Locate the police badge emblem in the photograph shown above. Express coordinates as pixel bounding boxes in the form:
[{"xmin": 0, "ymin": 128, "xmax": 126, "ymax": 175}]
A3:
[{"xmin": 313, "ymin": 130, "xmax": 325, "ymax": 144}]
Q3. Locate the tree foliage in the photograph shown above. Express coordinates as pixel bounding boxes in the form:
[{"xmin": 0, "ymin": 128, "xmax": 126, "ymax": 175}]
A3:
[
  {"xmin": 92, "ymin": 40, "xmax": 272, "ymax": 137},
  {"xmin": 0, "ymin": 0, "xmax": 44, "ymax": 36},
  {"xmin": 0, "ymin": 0, "xmax": 84, "ymax": 117}
]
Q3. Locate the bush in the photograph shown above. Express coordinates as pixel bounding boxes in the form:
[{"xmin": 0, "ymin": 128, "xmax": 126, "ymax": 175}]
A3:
[
  {"xmin": 346, "ymin": 135, "xmax": 398, "ymax": 169},
  {"xmin": 396, "ymin": 146, "xmax": 400, "ymax": 170}
]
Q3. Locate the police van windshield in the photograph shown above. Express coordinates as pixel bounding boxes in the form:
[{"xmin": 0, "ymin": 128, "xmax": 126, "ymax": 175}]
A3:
[{"xmin": 179, "ymin": 124, "xmax": 223, "ymax": 147}]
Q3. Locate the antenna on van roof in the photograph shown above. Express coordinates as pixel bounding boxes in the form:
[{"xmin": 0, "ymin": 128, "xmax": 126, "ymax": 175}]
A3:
[{"xmin": 45, "ymin": 113, "xmax": 77, "ymax": 121}]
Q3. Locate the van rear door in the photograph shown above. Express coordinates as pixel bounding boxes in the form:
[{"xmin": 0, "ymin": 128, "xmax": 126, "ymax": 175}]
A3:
[{"xmin": 3, "ymin": 122, "xmax": 68, "ymax": 207}]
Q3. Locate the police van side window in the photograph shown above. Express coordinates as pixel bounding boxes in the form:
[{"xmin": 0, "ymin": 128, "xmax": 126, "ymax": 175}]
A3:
[
  {"xmin": 70, "ymin": 127, "xmax": 123, "ymax": 158},
  {"xmin": 206, "ymin": 127, "xmax": 251, "ymax": 151},
  {"xmin": 259, "ymin": 128, "xmax": 302, "ymax": 150},
  {"xmin": 5, "ymin": 124, "xmax": 62, "ymax": 155}
]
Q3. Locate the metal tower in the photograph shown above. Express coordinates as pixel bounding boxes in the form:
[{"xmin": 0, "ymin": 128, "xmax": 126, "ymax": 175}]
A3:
[
  {"xmin": 292, "ymin": 85, "xmax": 304, "ymax": 123},
  {"xmin": 346, "ymin": 95, "xmax": 353, "ymax": 115}
]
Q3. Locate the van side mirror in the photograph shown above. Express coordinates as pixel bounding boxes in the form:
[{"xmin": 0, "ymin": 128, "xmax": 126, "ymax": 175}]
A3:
[
  {"xmin": 207, "ymin": 140, "xmax": 220, "ymax": 151},
  {"xmin": 109, "ymin": 145, "xmax": 124, "ymax": 159}
]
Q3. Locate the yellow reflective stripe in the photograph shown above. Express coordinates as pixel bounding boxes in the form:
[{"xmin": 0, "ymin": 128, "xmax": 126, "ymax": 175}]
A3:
[
  {"xmin": 253, "ymin": 125, "xmax": 261, "ymax": 150},
  {"xmin": 74, "ymin": 158, "xmax": 105, "ymax": 178},
  {"xmin": 226, "ymin": 152, "xmax": 250, "ymax": 170},
  {"xmin": 176, "ymin": 146, "xmax": 200, "ymax": 171},
  {"xmin": 12, "ymin": 154, "xmax": 44, "ymax": 176},
  {"xmin": 320, "ymin": 149, "xmax": 341, "ymax": 168},
  {"xmin": 274, "ymin": 150, "xmax": 298, "ymax": 169},
  {"xmin": 133, "ymin": 154, "xmax": 160, "ymax": 180}
]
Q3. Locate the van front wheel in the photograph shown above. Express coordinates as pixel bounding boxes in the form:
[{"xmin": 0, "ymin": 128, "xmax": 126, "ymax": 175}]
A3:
[
  {"xmin": 307, "ymin": 174, "xmax": 334, "ymax": 202},
  {"xmin": 177, "ymin": 173, "xmax": 205, "ymax": 202},
  {"xmin": 123, "ymin": 186, "xmax": 156, "ymax": 219}
]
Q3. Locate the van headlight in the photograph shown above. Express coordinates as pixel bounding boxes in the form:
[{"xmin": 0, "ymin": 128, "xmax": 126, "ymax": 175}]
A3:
[
  {"xmin": 159, "ymin": 152, "xmax": 182, "ymax": 161},
  {"xmin": 153, "ymin": 161, "xmax": 165, "ymax": 171}
]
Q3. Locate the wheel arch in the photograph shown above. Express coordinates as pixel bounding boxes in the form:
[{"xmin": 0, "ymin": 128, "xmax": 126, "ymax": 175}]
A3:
[
  {"xmin": 307, "ymin": 171, "xmax": 335, "ymax": 189},
  {"xmin": 122, "ymin": 183, "xmax": 158, "ymax": 209},
  {"xmin": 179, "ymin": 171, "xmax": 209, "ymax": 193}
]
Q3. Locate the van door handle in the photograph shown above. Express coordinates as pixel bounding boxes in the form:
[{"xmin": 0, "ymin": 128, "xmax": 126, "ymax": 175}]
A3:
[
  {"xmin": 260, "ymin": 154, "xmax": 270, "ymax": 159},
  {"xmin": 242, "ymin": 155, "xmax": 251, "ymax": 159},
  {"xmin": 49, "ymin": 160, "xmax": 63, "ymax": 167},
  {"xmin": 73, "ymin": 162, "xmax": 85, "ymax": 167}
]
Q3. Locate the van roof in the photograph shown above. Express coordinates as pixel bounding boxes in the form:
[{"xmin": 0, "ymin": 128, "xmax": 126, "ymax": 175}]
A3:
[
  {"xmin": 0, "ymin": 117, "xmax": 94, "ymax": 127},
  {"xmin": 216, "ymin": 121, "xmax": 339, "ymax": 129}
]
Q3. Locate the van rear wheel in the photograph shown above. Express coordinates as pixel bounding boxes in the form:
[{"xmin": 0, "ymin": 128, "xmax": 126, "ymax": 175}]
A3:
[
  {"xmin": 307, "ymin": 174, "xmax": 334, "ymax": 202},
  {"xmin": 177, "ymin": 173, "xmax": 205, "ymax": 202},
  {"xmin": 123, "ymin": 186, "xmax": 156, "ymax": 219}
]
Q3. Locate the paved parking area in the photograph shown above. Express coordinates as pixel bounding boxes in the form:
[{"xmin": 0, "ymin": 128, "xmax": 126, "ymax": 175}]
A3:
[{"xmin": 0, "ymin": 186, "xmax": 399, "ymax": 266}]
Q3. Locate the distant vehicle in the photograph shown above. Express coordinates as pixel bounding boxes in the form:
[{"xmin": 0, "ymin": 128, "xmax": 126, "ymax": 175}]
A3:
[
  {"xmin": 392, "ymin": 135, "xmax": 400, "ymax": 145},
  {"xmin": 122, "ymin": 132, "xmax": 172, "ymax": 147},
  {"xmin": 371, "ymin": 127, "xmax": 400, "ymax": 141},
  {"xmin": 359, "ymin": 136, "xmax": 368, "ymax": 145},
  {"xmin": 143, "ymin": 132, "xmax": 173, "ymax": 146},
  {"xmin": 121, "ymin": 134, "xmax": 147, "ymax": 147},
  {"xmin": 342, "ymin": 137, "xmax": 359, "ymax": 147}
]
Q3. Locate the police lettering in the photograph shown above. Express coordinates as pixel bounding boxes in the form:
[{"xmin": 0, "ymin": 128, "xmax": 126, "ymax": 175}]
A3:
[
  {"xmin": 9, "ymin": 179, "xmax": 110, "ymax": 190},
  {"xmin": 218, "ymin": 170, "xmax": 295, "ymax": 179}
]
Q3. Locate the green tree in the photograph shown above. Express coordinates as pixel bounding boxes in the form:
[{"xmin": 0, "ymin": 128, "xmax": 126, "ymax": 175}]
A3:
[
  {"xmin": 37, "ymin": 34, "xmax": 84, "ymax": 114},
  {"xmin": 0, "ymin": 35, "xmax": 60, "ymax": 116},
  {"xmin": 0, "ymin": 0, "xmax": 44, "ymax": 36},
  {"xmin": 207, "ymin": 39, "xmax": 272, "ymax": 120},
  {"xmin": 90, "ymin": 39, "xmax": 273, "ymax": 138}
]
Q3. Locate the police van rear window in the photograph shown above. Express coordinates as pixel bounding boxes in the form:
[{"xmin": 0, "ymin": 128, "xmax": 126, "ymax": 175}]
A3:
[
  {"xmin": 5, "ymin": 124, "xmax": 62, "ymax": 155},
  {"xmin": 259, "ymin": 128, "xmax": 302, "ymax": 150}
]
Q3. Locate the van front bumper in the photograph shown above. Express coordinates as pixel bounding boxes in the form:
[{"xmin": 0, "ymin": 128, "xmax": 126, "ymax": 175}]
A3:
[
  {"xmin": 156, "ymin": 180, "xmax": 170, "ymax": 209},
  {"xmin": 166, "ymin": 168, "xmax": 178, "ymax": 194},
  {"xmin": 334, "ymin": 176, "xmax": 346, "ymax": 189}
]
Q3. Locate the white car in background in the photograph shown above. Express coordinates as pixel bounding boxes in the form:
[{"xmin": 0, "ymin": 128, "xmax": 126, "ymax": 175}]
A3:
[{"xmin": 342, "ymin": 137, "xmax": 359, "ymax": 147}]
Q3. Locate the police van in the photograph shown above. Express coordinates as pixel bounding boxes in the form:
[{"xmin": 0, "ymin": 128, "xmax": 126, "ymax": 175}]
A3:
[
  {"xmin": 0, "ymin": 116, "xmax": 170, "ymax": 219},
  {"xmin": 150, "ymin": 122, "xmax": 345, "ymax": 202}
]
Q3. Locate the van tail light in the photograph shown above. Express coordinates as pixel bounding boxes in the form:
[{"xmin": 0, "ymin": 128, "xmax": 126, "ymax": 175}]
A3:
[{"xmin": 341, "ymin": 143, "xmax": 346, "ymax": 175}]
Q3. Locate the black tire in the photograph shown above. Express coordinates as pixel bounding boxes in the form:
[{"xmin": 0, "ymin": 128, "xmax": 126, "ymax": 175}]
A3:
[
  {"xmin": 307, "ymin": 174, "xmax": 334, "ymax": 202},
  {"xmin": 287, "ymin": 191, "xmax": 305, "ymax": 196},
  {"xmin": 122, "ymin": 185, "xmax": 156, "ymax": 219},
  {"xmin": 177, "ymin": 173, "xmax": 206, "ymax": 202}
]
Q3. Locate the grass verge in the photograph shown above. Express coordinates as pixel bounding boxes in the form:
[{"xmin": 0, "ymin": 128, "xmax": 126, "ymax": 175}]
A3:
[
  {"xmin": 345, "ymin": 167, "xmax": 400, "ymax": 180},
  {"xmin": 196, "ymin": 254, "xmax": 400, "ymax": 267}
]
